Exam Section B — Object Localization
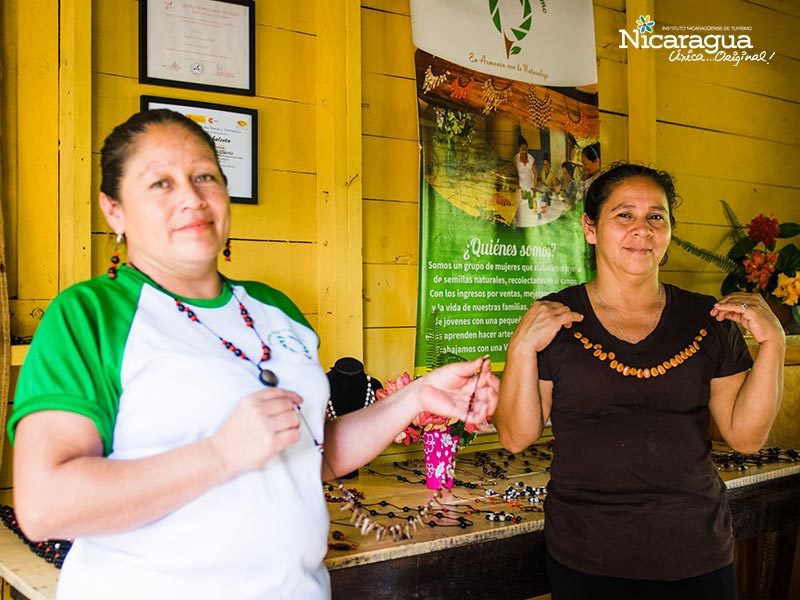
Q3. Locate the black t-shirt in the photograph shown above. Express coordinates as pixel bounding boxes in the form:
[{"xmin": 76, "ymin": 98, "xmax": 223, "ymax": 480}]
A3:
[{"xmin": 537, "ymin": 284, "xmax": 753, "ymax": 580}]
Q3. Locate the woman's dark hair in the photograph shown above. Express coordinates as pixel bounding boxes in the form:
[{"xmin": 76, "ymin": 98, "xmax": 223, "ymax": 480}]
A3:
[
  {"xmin": 584, "ymin": 162, "xmax": 680, "ymax": 227},
  {"xmin": 581, "ymin": 142, "xmax": 600, "ymax": 162},
  {"xmin": 100, "ymin": 109, "xmax": 223, "ymax": 199},
  {"xmin": 517, "ymin": 136, "xmax": 528, "ymax": 147},
  {"xmin": 561, "ymin": 161, "xmax": 575, "ymax": 178}
]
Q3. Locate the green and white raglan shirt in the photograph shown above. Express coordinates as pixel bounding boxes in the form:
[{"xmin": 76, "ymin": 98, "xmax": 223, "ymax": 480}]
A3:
[{"xmin": 9, "ymin": 265, "xmax": 331, "ymax": 599}]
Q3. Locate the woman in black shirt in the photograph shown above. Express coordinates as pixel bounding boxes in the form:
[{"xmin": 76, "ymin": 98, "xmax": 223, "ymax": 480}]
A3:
[{"xmin": 494, "ymin": 163, "xmax": 785, "ymax": 599}]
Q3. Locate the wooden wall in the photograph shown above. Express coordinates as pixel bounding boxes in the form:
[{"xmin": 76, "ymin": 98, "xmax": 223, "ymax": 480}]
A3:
[{"xmin": 1, "ymin": 0, "xmax": 798, "ymax": 503}]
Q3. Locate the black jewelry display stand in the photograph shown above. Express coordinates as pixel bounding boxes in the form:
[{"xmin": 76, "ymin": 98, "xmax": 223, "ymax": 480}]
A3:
[{"xmin": 326, "ymin": 357, "xmax": 383, "ymax": 479}]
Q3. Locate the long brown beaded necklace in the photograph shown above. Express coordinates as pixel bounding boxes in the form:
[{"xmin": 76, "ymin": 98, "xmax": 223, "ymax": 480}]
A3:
[
  {"xmin": 128, "ymin": 263, "xmax": 474, "ymax": 543},
  {"xmin": 577, "ymin": 283, "xmax": 708, "ymax": 379}
]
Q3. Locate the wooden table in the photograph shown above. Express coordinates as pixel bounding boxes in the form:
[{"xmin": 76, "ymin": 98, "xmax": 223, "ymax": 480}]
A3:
[{"xmin": 2, "ymin": 447, "xmax": 800, "ymax": 600}]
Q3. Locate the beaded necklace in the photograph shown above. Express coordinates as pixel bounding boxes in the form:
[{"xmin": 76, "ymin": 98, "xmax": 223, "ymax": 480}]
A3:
[
  {"xmin": 128, "ymin": 263, "xmax": 482, "ymax": 543},
  {"xmin": 593, "ymin": 281, "xmax": 663, "ymax": 343},
  {"xmin": 325, "ymin": 375, "xmax": 376, "ymax": 420}
]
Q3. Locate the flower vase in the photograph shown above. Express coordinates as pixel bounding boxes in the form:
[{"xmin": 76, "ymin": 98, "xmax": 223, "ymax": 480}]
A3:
[{"xmin": 422, "ymin": 427, "xmax": 458, "ymax": 489}]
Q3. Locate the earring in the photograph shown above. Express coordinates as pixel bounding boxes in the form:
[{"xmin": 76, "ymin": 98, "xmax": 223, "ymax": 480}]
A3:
[
  {"xmin": 108, "ymin": 233, "xmax": 123, "ymax": 279},
  {"xmin": 223, "ymin": 238, "xmax": 232, "ymax": 262}
]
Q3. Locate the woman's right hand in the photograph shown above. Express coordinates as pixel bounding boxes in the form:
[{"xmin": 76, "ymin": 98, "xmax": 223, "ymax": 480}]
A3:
[
  {"xmin": 507, "ymin": 300, "xmax": 584, "ymax": 356},
  {"xmin": 209, "ymin": 388, "xmax": 303, "ymax": 477}
]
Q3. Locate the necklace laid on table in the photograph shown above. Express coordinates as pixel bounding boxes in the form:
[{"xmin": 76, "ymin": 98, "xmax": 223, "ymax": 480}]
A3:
[
  {"xmin": 593, "ymin": 281, "xmax": 663, "ymax": 344},
  {"xmin": 325, "ymin": 376, "xmax": 376, "ymax": 420}
]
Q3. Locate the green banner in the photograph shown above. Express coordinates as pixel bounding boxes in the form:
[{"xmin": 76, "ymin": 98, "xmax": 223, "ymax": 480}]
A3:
[{"xmin": 413, "ymin": 50, "xmax": 598, "ymax": 373}]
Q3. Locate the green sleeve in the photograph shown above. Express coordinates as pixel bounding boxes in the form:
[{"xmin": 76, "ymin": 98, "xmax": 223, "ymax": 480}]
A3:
[{"xmin": 8, "ymin": 276, "xmax": 140, "ymax": 455}]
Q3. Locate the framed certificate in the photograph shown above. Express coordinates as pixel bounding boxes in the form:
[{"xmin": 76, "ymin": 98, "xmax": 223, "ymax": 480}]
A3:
[
  {"xmin": 142, "ymin": 96, "xmax": 259, "ymax": 204},
  {"xmin": 140, "ymin": 0, "xmax": 256, "ymax": 96}
]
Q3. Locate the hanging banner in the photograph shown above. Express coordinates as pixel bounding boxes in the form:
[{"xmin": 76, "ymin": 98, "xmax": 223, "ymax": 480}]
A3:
[{"xmin": 411, "ymin": 0, "xmax": 600, "ymax": 373}]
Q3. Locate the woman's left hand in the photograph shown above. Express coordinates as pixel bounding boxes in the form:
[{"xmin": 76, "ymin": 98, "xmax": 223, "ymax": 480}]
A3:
[
  {"xmin": 711, "ymin": 292, "xmax": 785, "ymax": 345},
  {"xmin": 413, "ymin": 357, "xmax": 499, "ymax": 425}
]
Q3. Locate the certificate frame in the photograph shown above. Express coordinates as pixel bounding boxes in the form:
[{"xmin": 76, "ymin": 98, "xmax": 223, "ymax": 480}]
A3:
[
  {"xmin": 141, "ymin": 96, "xmax": 259, "ymax": 204},
  {"xmin": 139, "ymin": 0, "xmax": 256, "ymax": 96}
]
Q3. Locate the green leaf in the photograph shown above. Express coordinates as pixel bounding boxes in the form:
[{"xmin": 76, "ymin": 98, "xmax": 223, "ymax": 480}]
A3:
[
  {"xmin": 489, "ymin": 0, "xmax": 502, "ymax": 33},
  {"xmin": 721, "ymin": 271, "xmax": 745, "ymax": 296},
  {"xmin": 671, "ymin": 235, "xmax": 743, "ymax": 274},
  {"xmin": 779, "ymin": 222, "xmax": 800, "ymax": 238},
  {"xmin": 522, "ymin": 0, "xmax": 532, "ymax": 18},
  {"xmin": 727, "ymin": 237, "xmax": 756, "ymax": 260},
  {"xmin": 510, "ymin": 45, "xmax": 522, "ymax": 55},
  {"xmin": 777, "ymin": 244, "xmax": 800, "ymax": 276},
  {"xmin": 720, "ymin": 200, "xmax": 746, "ymax": 244},
  {"xmin": 519, "ymin": 15, "xmax": 532, "ymax": 32}
]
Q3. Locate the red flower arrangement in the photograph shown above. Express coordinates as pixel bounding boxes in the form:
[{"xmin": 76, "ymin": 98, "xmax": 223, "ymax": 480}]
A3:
[
  {"xmin": 376, "ymin": 371, "xmax": 491, "ymax": 448},
  {"xmin": 747, "ymin": 214, "xmax": 781, "ymax": 248}
]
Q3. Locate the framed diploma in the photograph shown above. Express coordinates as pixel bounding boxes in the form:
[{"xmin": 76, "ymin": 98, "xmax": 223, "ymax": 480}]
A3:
[
  {"xmin": 142, "ymin": 96, "xmax": 259, "ymax": 204},
  {"xmin": 140, "ymin": 0, "xmax": 255, "ymax": 96}
]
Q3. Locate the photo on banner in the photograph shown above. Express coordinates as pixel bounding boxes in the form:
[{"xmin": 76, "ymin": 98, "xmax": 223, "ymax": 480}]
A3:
[{"xmin": 411, "ymin": 0, "xmax": 600, "ymax": 373}]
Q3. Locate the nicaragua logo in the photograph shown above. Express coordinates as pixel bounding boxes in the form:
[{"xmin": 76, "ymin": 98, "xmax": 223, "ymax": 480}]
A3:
[
  {"xmin": 618, "ymin": 16, "xmax": 774, "ymax": 65},
  {"xmin": 488, "ymin": 0, "xmax": 548, "ymax": 59}
]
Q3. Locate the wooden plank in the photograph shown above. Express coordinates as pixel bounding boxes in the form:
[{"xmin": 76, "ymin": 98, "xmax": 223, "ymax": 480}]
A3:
[
  {"xmin": 17, "ymin": 0, "xmax": 59, "ymax": 299},
  {"xmin": 361, "ymin": 0, "xmax": 410, "ymax": 16},
  {"xmin": 256, "ymin": 25, "xmax": 316, "ymax": 105},
  {"xmin": 668, "ymin": 174, "xmax": 800, "ymax": 227},
  {"xmin": 89, "ymin": 159, "xmax": 316, "ymax": 242},
  {"xmin": 362, "ymin": 73, "xmax": 417, "ymax": 140},
  {"xmin": 362, "ymin": 136, "xmax": 419, "ymax": 202},
  {"xmin": 59, "ymin": 1, "xmax": 93, "ymax": 291},
  {"xmin": 666, "ymin": 222, "xmax": 733, "ymax": 272},
  {"xmin": 655, "ymin": 45, "xmax": 800, "ymax": 103},
  {"xmin": 260, "ymin": 0, "xmax": 317, "ymax": 33},
  {"xmin": 364, "ymin": 326, "xmax": 416, "ymax": 382},
  {"xmin": 657, "ymin": 71, "xmax": 800, "ymax": 146},
  {"xmin": 0, "ymin": 528, "xmax": 57, "ymax": 600},
  {"xmin": 657, "ymin": 122, "xmax": 796, "ymax": 188},
  {"xmin": 658, "ymin": 0, "xmax": 799, "ymax": 61},
  {"xmin": 658, "ymin": 270, "xmax": 727, "ymax": 298},
  {"xmin": 599, "ymin": 111, "xmax": 628, "ymax": 165},
  {"xmin": 92, "ymin": 0, "xmax": 137, "ymax": 77},
  {"xmin": 744, "ymin": 0, "xmax": 800, "ymax": 18},
  {"xmin": 315, "ymin": 0, "xmax": 364, "ymax": 369},
  {"xmin": 363, "ymin": 264, "xmax": 418, "ymax": 328},
  {"xmin": 8, "ymin": 301, "xmax": 48, "ymax": 343},
  {"xmin": 598, "ymin": 57, "xmax": 628, "ymax": 115},
  {"xmin": 93, "ymin": 74, "xmax": 316, "ymax": 173},
  {"xmin": 626, "ymin": 0, "xmax": 656, "ymax": 163},
  {"xmin": 595, "ymin": 4, "xmax": 627, "ymax": 63},
  {"xmin": 1, "ymin": 0, "xmax": 20, "ymax": 300},
  {"xmin": 363, "ymin": 199, "xmax": 418, "ymax": 264},
  {"xmin": 361, "ymin": 7, "xmax": 413, "ymax": 78}
]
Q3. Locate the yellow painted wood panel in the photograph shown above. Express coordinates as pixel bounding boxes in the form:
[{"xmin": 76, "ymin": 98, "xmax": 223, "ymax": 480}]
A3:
[
  {"xmin": 656, "ymin": 71, "xmax": 800, "ymax": 145},
  {"xmin": 669, "ymin": 174, "xmax": 800, "ymax": 226},
  {"xmin": 8, "ymin": 301, "xmax": 49, "ymax": 341},
  {"xmin": 362, "ymin": 73, "xmax": 417, "ymax": 140},
  {"xmin": 598, "ymin": 57, "xmax": 628, "ymax": 115},
  {"xmin": 594, "ymin": 4, "xmax": 627, "ymax": 63},
  {"xmin": 364, "ymin": 326, "xmax": 416, "ymax": 382},
  {"xmin": 655, "ymin": 49, "xmax": 800, "ymax": 104},
  {"xmin": 598, "ymin": 111, "xmax": 629, "ymax": 165},
  {"xmin": 92, "ymin": 0, "xmax": 138, "ymax": 77},
  {"xmin": 95, "ymin": 0, "xmax": 318, "ymax": 95},
  {"xmin": 745, "ymin": 0, "xmax": 800, "ymax": 18},
  {"xmin": 90, "ymin": 158, "xmax": 317, "ymax": 242},
  {"xmin": 0, "ymin": 0, "xmax": 20, "ymax": 299},
  {"xmin": 90, "ymin": 234, "xmax": 317, "ymax": 313},
  {"xmin": 667, "ymin": 222, "xmax": 735, "ymax": 273},
  {"xmin": 657, "ymin": 122, "xmax": 797, "ymax": 188},
  {"xmin": 257, "ymin": 25, "xmax": 316, "ymax": 104},
  {"xmin": 658, "ymin": 0, "xmax": 799, "ymax": 61},
  {"xmin": 17, "ymin": 0, "xmax": 59, "ymax": 299},
  {"xmin": 363, "ymin": 199, "xmax": 418, "ymax": 264},
  {"xmin": 364, "ymin": 264, "xmax": 418, "ymax": 328},
  {"xmin": 362, "ymin": 136, "xmax": 418, "ymax": 201},
  {"xmin": 658, "ymin": 270, "xmax": 728, "ymax": 298},
  {"xmin": 260, "ymin": 0, "xmax": 317, "ymax": 33},
  {"xmin": 361, "ymin": 0, "xmax": 409, "ymax": 16},
  {"xmin": 361, "ymin": 7, "xmax": 413, "ymax": 78},
  {"xmin": 92, "ymin": 74, "xmax": 315, "ymax": 173}
]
